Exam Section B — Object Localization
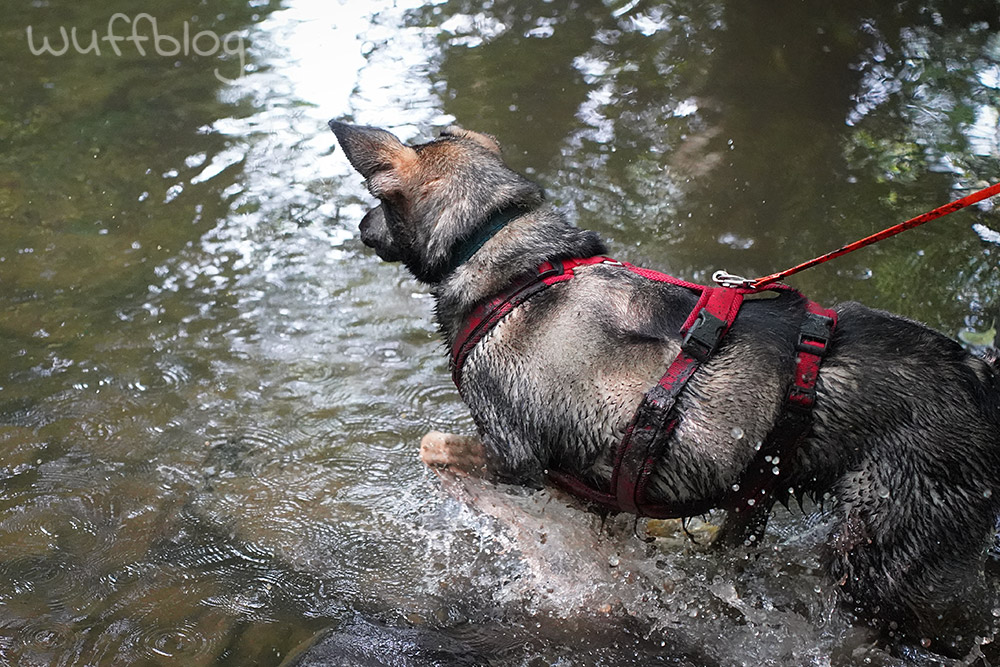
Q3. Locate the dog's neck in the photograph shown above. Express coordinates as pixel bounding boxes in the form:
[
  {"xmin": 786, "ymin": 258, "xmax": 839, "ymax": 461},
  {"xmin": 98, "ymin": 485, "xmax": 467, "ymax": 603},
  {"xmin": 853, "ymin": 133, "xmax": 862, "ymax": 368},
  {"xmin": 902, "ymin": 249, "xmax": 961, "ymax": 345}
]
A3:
[
  {"xmin": 432, "ymin": 206, "xmax": 607, "ymax": 344},
  {"xmin": 427, "ymin": 204, "xmax": 529, "ymax": 283}
]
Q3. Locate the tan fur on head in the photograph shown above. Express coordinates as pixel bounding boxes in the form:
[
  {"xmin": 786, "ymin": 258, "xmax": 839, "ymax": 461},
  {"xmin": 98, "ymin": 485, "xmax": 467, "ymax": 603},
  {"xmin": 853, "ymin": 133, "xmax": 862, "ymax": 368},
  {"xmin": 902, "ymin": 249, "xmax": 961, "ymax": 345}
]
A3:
[
  {"xmin": 441, "ymin": 125, "xmax": 502, "ymax": 154},
  {"xmin": 329, "ymin": 121, "xmax": 418, "ymax": 180},
  {"xmin": 331, "ymin": 119, "xmax": 546, "ymax": 283}
]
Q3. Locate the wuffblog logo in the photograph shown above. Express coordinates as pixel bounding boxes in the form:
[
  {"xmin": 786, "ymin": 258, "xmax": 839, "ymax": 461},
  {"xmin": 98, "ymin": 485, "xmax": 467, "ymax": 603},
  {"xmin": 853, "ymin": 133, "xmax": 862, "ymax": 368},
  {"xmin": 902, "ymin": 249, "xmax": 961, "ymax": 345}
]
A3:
[{"xmin": 26, "ymin": 13, "xmax": 247, "ymax": 84}]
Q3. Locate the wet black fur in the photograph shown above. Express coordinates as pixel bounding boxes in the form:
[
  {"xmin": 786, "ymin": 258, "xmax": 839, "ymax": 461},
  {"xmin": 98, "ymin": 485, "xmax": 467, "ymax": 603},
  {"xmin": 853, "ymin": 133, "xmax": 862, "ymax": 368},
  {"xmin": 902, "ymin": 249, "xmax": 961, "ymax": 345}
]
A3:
[{"xmin": 331, "ymin": 120, "xmax": 1000, "ymax": 652}]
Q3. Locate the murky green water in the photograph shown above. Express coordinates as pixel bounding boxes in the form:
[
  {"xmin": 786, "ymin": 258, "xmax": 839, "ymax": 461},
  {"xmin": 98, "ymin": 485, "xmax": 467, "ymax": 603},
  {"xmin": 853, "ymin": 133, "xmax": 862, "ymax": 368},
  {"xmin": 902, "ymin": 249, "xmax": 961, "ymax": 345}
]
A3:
[{"xmin": 1, "ymin": 1, "xmax": 998, "ymax": 665}]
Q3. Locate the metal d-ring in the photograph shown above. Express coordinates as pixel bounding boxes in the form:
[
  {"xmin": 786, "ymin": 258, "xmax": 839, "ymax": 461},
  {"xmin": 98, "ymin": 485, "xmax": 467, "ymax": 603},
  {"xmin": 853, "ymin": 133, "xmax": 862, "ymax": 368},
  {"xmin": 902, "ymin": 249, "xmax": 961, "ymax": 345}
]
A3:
[{"xmin": 712, "ymin": 270, "xmax": 753, "ymax": 289}]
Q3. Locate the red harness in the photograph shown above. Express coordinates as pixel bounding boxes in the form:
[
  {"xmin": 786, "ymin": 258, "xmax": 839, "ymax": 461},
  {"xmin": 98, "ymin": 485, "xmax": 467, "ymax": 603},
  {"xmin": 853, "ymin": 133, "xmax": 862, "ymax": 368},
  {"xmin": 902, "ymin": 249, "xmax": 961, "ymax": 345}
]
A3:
[{"xmin": 450, "ymin": 256, "xmax": 837, "ymax": 526}]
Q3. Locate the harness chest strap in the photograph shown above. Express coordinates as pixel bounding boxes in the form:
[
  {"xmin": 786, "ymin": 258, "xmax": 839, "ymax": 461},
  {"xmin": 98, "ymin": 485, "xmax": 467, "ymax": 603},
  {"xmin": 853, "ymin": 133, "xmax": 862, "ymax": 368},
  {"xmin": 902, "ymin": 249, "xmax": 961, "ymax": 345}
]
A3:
[
  {"xmin": 450, "ymin": 256, "xmax": 611, "ymax": 388},
  {"xmin": 545, "ymin": 286, "xmax": 745, "ymax": 516},
  {"xmin": 609, "ymin": 287, "xmax": 743, "ymax": 514}
]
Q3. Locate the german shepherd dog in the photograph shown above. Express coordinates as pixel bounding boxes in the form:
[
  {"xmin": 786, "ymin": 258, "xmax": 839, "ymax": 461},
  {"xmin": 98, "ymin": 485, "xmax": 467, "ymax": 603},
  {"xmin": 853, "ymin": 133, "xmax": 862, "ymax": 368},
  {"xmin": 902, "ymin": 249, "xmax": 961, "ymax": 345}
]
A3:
[{"xmin": 330, "ymin": 120, "xmax": 1000, "ymax": 651}]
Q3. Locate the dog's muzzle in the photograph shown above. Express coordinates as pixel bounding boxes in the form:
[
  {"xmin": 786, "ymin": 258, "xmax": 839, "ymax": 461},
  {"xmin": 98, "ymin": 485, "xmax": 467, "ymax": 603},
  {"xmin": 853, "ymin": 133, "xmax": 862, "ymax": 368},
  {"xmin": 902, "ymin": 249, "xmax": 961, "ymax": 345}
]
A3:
[{"xmin": 359, "ymin": 206, "xmax": 403, "ymax": 262}]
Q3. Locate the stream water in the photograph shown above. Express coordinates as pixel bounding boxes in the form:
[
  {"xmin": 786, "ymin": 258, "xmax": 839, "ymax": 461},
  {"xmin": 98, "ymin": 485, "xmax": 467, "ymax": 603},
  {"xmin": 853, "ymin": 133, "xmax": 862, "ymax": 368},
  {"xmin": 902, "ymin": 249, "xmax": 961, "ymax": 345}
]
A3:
[{"xmin": 2, "ymin": 1, "xmax": 999, "ymax": 665}]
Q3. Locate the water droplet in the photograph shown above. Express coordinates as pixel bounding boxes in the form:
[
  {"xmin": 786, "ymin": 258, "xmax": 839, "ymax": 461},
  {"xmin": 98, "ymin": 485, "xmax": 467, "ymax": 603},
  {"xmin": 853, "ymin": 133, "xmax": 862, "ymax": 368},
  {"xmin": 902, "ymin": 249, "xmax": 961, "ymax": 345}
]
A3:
[
  {"xmin": 731, "ymin": 483, "xmax": 740, "ymax": 492},
  {"xmin": 754, "ymin": 441, "xmax": 763, "ymax": 451},
  {"xmin": 992, "ymin": 607, "xmax": 1000, "ymax": 618},
  {"xmin": 730, "ymin": 426, "xmax": 744, "ymax": 440},
  {"xmin": 772, "ymin": 466, "xmax": 780, "ymax": 475},
  {"xmin": 763, "ymin": 455, "xmax": 772, "ymax": 464},
  {"xmin": 879, "ymin": 488, "xmax": 890, "ymax": 499},
  {"xmin": 772, "ymin": 456, "xmax": 779, "ymax": 465},
  {"xmin": 608, "ymin": 554, "xmax": 620, "ymax": 568},
  {"xmin": 921, "ymin": 638, "xmax": 932, "ymax": 648},
  {"xmin": 985, "ymin": 489, "xmax": 993, "ymax": 499},
  {"xmin": 747, "ymin": 498, "xmax": 756, "ymax": 507}
]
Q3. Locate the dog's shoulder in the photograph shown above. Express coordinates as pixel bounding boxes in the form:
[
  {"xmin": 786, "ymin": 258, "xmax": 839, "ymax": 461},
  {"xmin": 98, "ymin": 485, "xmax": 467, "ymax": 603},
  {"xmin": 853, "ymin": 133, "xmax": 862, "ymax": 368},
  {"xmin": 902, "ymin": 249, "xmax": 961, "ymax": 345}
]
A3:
[{"xmin": 552, "ymin": 263, "xmax": 700, "ymax": 344}]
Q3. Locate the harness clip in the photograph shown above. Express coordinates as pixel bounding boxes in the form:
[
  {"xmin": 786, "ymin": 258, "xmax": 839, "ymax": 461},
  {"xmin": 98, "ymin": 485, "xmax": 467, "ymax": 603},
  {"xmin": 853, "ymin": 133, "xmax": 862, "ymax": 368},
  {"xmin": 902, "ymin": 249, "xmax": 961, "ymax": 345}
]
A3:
[
  {"xmin": 796, "ymin": 313, "xmax": 835, "ymax": 355},
  {"xmin": 712, "ymin": 270, "xmax": 754, "ymax": 289},
  {"xmin": 682, "ymin": 309, "xmax": 727, "ymax": 361}
]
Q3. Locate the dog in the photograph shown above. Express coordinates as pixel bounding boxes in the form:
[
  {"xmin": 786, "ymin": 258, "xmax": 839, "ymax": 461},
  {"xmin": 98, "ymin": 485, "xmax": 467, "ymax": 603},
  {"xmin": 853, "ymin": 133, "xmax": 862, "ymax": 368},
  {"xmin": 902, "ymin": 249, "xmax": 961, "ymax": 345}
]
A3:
[{"xmin": 329, "ymin": 120, "xmax": 1000, "ymax": 653}]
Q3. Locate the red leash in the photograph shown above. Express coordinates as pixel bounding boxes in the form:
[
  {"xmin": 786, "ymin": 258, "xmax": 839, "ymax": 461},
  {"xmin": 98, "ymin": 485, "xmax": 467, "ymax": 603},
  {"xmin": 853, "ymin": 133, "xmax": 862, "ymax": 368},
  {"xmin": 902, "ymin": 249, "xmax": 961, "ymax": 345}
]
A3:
[{"xmin": 714, "ymin": 181, "xmax": 1000, "ymax": 290}]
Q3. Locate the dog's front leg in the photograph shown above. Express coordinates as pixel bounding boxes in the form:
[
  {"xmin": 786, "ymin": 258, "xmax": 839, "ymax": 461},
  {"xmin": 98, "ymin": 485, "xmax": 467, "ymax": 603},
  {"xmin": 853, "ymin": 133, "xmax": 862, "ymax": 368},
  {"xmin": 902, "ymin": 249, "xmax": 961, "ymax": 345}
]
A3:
[
  {"xmin": 714, "ymin": 501, "xmax": 775, "ymax": 548},
  {"xmin": 420, "ymin": 431, "xmax": 488, "ymax": 478},
  {"xmin": 420, "ymin": 430, "xmax": 546, "ymax": 489}
]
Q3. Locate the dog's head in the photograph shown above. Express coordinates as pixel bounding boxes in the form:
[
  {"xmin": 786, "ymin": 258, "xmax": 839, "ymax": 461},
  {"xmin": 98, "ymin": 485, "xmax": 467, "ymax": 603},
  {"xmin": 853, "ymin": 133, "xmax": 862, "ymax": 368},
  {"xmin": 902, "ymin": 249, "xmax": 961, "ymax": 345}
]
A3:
[{"xmin": 330, "ymin": 121, "xmax": 543, "ymax": 283}]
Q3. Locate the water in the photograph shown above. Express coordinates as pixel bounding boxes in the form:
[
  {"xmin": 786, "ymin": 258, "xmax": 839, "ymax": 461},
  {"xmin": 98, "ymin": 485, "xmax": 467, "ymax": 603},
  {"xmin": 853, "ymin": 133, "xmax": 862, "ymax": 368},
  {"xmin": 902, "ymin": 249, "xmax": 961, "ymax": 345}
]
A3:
[{"xmin": 1, "ymin": 1, "xmax": 999, "ymax": 665}]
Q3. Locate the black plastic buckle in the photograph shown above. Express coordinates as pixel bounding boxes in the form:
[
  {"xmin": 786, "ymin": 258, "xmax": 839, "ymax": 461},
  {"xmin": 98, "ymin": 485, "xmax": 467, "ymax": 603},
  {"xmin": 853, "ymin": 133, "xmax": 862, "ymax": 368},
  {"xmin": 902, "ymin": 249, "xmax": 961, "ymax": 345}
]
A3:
[
  {"xmin": 796, "ymin": 313, "xmax": 834, "ymax": 355},
  {"xmin": 682, "ymin": 309, "xmax": 727, "ymax": 361}
]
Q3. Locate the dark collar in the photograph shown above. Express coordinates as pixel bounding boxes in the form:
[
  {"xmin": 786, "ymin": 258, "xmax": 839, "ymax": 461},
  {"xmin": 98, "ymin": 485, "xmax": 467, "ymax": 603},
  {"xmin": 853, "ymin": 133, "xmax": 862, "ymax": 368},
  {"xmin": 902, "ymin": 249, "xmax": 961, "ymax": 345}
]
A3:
[{"xmin": 432, "ymin": 205, "xmax": 527, "ymax": 282}]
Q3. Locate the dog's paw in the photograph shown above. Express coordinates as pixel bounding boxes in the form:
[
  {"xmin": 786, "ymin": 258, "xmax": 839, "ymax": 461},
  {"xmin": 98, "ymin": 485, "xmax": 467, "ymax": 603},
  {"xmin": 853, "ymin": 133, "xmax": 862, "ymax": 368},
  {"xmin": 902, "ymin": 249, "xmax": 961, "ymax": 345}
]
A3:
[
  {"xmin": 419, "ymin": 431, "xmax": 487, "ymax": 477},
  {"xmin": 647, "ymin": 518, "xmax": 721, "ymax": 545}
]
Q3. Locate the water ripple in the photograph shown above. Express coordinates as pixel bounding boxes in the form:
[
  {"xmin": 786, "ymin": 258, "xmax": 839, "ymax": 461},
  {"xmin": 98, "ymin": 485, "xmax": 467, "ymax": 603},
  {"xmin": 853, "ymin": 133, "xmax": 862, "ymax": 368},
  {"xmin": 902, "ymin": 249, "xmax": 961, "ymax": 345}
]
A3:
[
  {"xmin": 394, "ymin": 377, "xmax": 465, "ymax": 416},
  {"xmin": 203, "ymin": 425, "xmax": 298, "ymax": 474},
  {"xmin": 16, "ymin": 619, "xmax": 75, "ymax": 655},
  {"xmin": 1, "ymin": 553, "xmax": 79, "ymax": 611},
  {"xmin": 133, "ymin": 621, "xmax": 213, "ymax": 661}
]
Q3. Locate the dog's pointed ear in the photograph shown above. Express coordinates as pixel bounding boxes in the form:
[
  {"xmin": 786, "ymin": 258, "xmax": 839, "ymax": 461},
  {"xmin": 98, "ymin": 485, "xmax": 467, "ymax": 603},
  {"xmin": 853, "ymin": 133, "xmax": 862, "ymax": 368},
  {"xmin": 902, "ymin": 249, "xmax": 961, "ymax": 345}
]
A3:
[
  {"xmin": 329, "ymin": 120, "xmax": 417, "ymax": 179},
  {"xmin": 440, "ymin": 125, "xmax": 502, "ymax": 155}
]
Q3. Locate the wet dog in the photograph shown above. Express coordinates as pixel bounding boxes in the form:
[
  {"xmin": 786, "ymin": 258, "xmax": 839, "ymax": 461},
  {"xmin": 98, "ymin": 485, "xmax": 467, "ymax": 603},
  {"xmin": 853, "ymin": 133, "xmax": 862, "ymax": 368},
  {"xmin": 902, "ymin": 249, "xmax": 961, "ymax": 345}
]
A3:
[{"xmin": 330, "ymin": 120, "xmax": 1000, "ymax": 652}]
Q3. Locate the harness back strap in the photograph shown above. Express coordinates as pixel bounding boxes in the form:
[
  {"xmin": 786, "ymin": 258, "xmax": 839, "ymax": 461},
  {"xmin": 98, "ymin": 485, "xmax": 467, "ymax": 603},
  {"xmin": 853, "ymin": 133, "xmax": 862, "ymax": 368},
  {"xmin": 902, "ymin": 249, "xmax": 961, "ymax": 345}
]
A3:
[{"xmin": 451, "ymin": 256, "xmax": 724, "ymax": 387}]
